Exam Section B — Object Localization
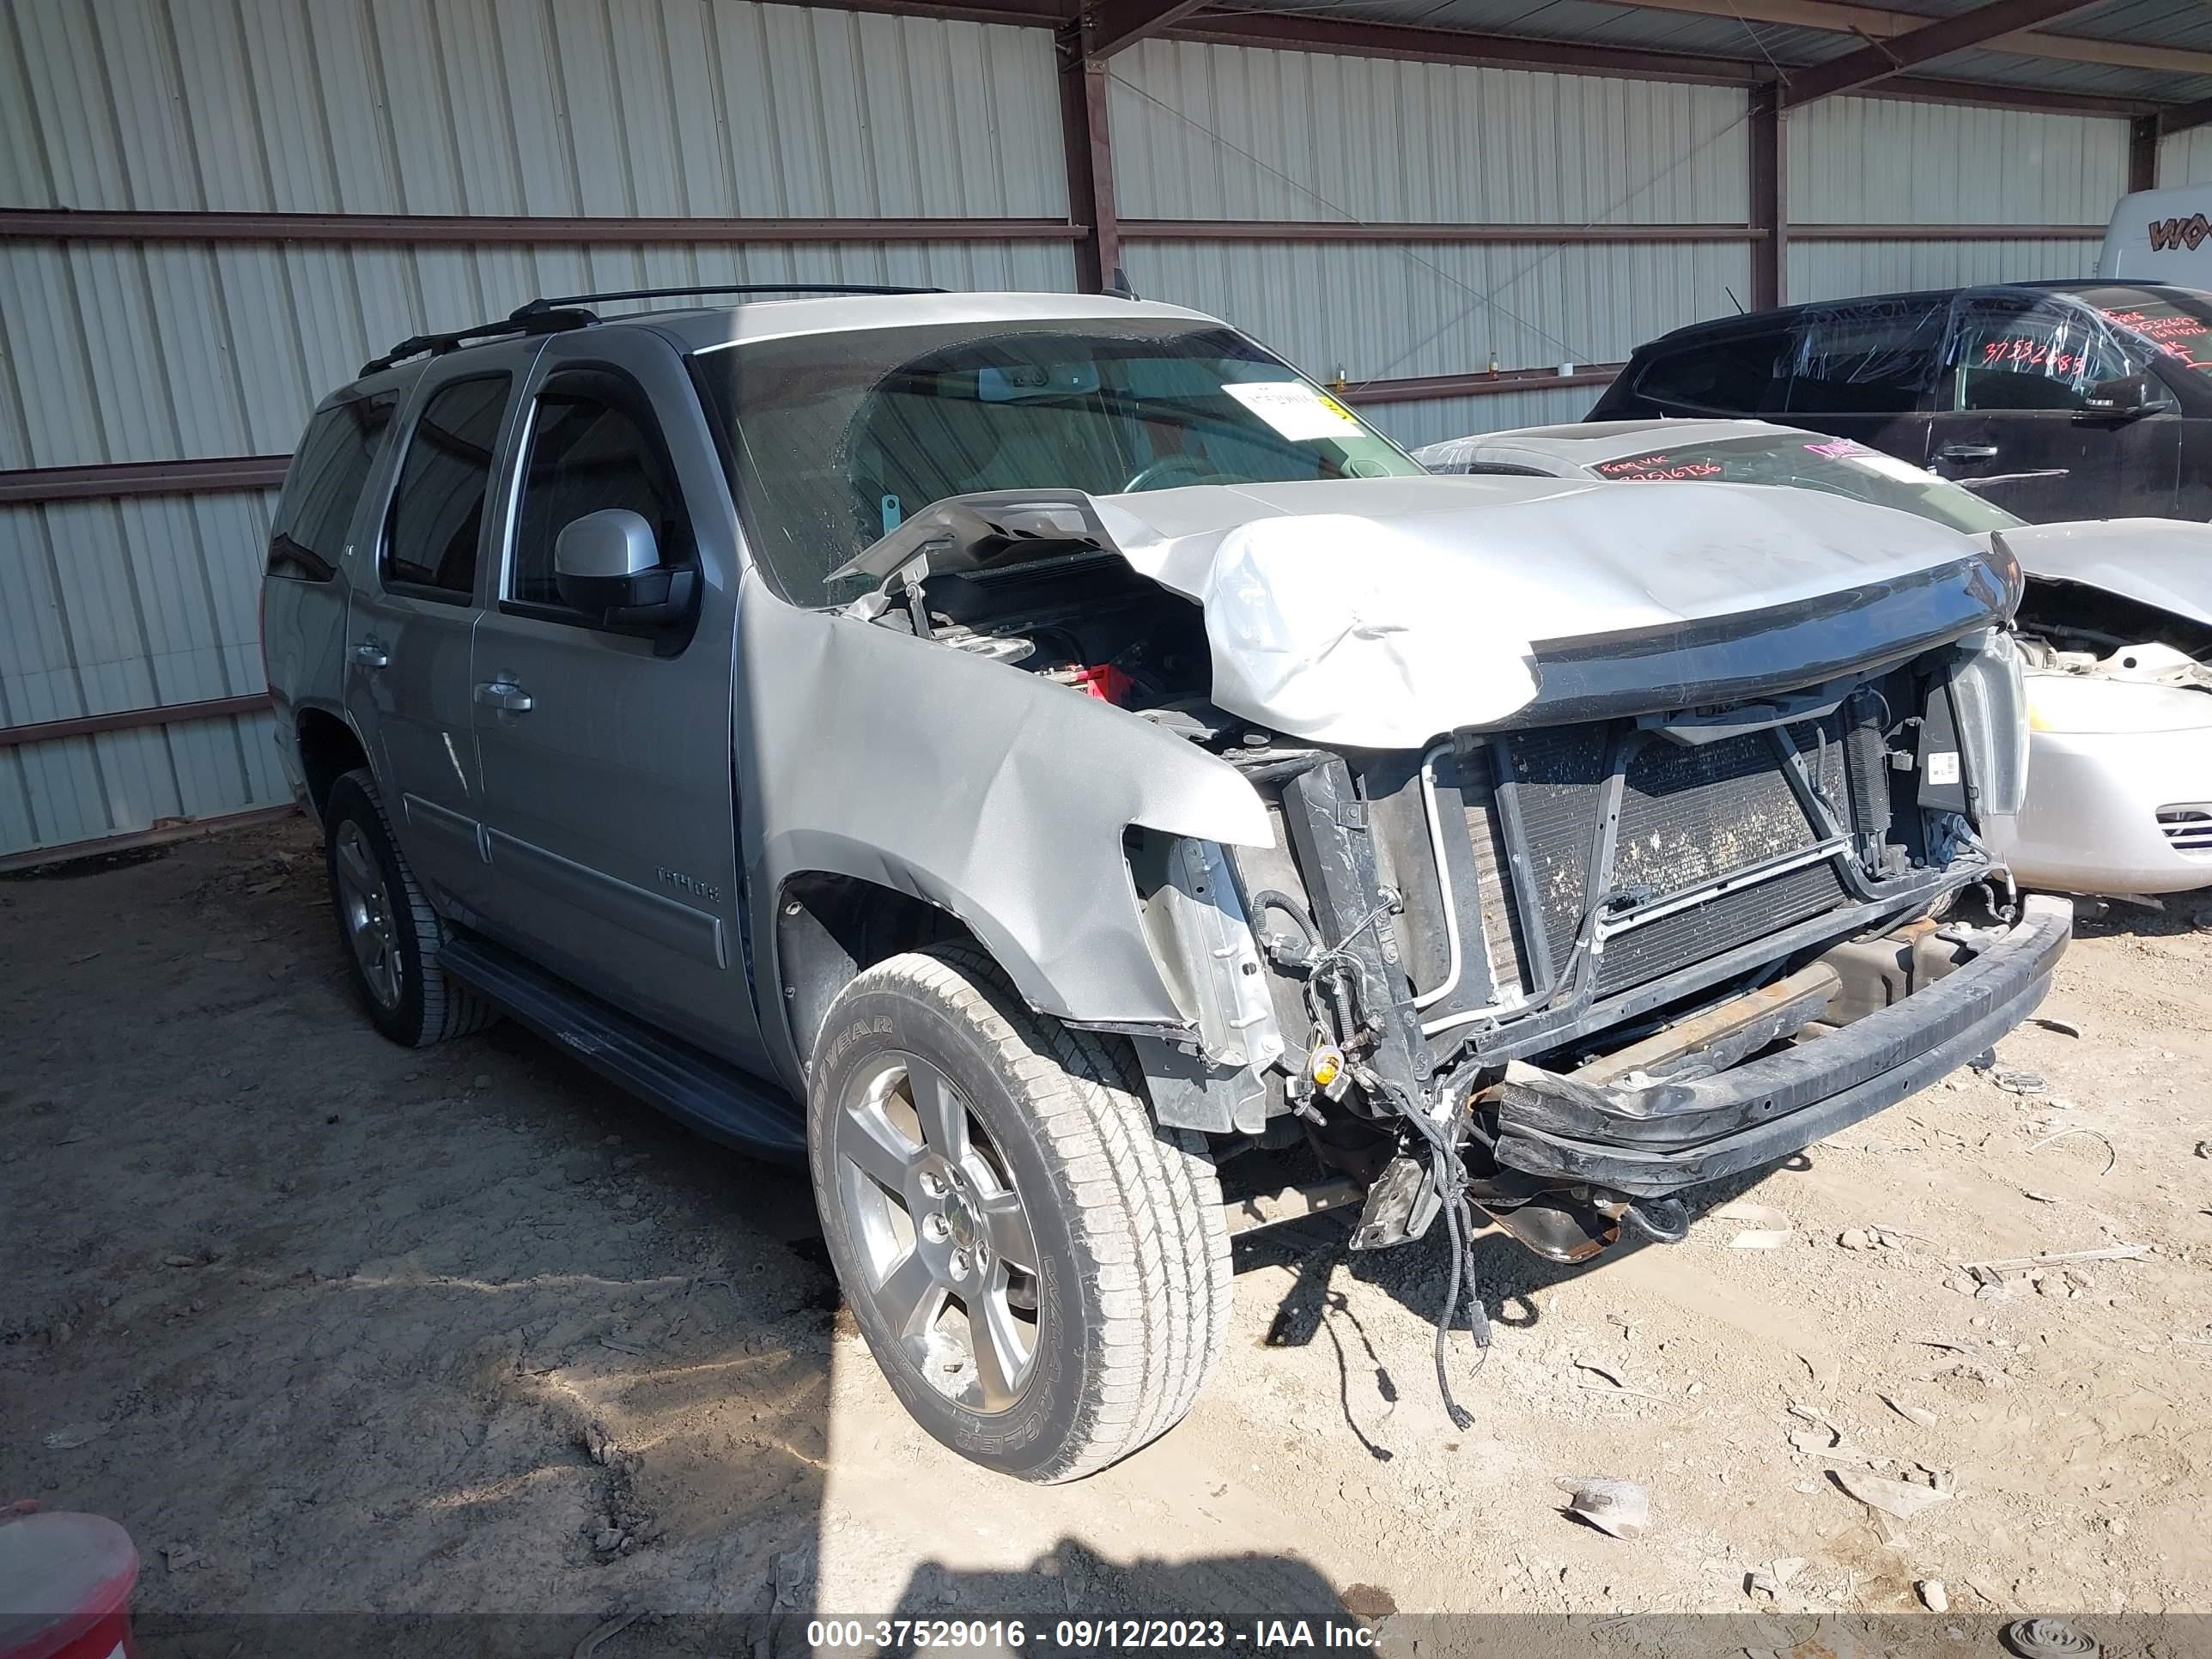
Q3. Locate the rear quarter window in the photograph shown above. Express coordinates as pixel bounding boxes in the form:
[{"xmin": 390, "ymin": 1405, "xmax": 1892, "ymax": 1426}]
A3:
[
  {"xmin": 1632, "ymin": 331, "xmax": 1791, "ymax": 414},
  {"xmin": 267, "ymin": 392, "xmax": 398, "ymax": 580}
]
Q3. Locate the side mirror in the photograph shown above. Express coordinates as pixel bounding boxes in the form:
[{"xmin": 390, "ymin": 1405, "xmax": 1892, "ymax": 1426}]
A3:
[
  {"xmin": 2081, "ymin": 373, "xmax": 2160, "ymax": 418},
  {"xmin": 554, "ymin": 508, "xmax": 695, "ymax": 626}
]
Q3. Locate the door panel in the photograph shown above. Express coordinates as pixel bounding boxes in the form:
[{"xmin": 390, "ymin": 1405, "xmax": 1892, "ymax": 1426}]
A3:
[
  {"xmin": 468, "ymin": 332, "xmax": 763, "ymax": 1067},
  {"xmin": 346, "ymin": 370, "xmax": 522, "ymax": 915},
  {"xmin": 1928, "ymin": 295, "xmax": 2182, "ymax": 521},
  {"xmin": 1924, "ymin": 409, "xmax": 2179, "ymax": 521}
]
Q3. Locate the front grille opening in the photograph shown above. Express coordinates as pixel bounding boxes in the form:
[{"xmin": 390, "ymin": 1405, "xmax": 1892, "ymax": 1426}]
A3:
[
  {"xmin": 1480, "ymin": 716, "xmax": 1851, "ymax": 999},
  {"xmin": 2159, "ymin": 806, "xmax": 2212, "ymax": 859}
]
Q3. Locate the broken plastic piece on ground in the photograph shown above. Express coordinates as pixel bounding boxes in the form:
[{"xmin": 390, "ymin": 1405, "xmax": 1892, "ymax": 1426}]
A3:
[
  {"xmin": 2029, "ymin": 1126, "xmax": 2118, "ymax": 1174},
  {"xmin": 1557, "ymin": 1475, "xmax": 1650, "ymax": 1539},
  {"xmin": 1830, "ymin": 1468, "xmax": 1954, "ymax": 1519},
  {"xmin": 1881, "ymin": 1393, "xmax": 1939, "ymax": 1427},
  {"xmin": 1993, "ymin": 1068, "xmax": 2048, "ymax": 1094},
  {"xmin": 1961, "ymin": 1243, "xmax": 2148, "ymax": 1277},
  {"xmin": 1712, "ymin": 1200, "xmax": 1792, "ymax": 1249}
]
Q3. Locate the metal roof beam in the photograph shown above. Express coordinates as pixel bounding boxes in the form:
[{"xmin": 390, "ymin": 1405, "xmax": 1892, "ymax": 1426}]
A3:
[
  {"xmin": 1080, "ymin": 0, "xmax": 1209, "ymax": 57},
  {"xmin": 1595, "ymin": 0, "xmax": 2212, "ymax": 78},
  {"xmin": 2160, "ymin": 94, "xmax": 2212, "ymax": 137},
  {"xmin": 1164, "ymin": 10, "xmax": 1765, "ymax": 84},
  {"xmin": 1778, "ymin": 0, "xmax": 2104, "ymax": 107}
]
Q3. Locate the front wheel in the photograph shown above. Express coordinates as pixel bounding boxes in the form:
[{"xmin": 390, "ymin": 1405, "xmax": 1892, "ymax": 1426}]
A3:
[{"xmin": 807, "ymin": 945, "xmax": 1231, "ymax": 1482}]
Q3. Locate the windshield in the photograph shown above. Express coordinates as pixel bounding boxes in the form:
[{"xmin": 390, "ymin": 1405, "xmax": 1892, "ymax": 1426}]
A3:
[
  {"xmin": 2062, "ymin": 284, "xmax": 2212, "ymax": 375},
  {"xmin": 696, "ymin": 319, "xmax": 1425, "ymax": 605},
  {"xmin": 1586, "ymin": 431, "xmax": 2026, "ymax": 534}
]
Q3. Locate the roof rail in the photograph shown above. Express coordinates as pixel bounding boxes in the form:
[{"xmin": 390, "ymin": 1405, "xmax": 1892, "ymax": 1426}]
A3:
[
  {"xmin": 508, "ymin": 282, "xmax": 945, "ymax": 321},
  {"xmin": 359, "ymin": 283, "xmax": 945, "ymax": 380},
  {"xmin": 358, "ymin": 307, "xmax": 595, "ymax": 378}
]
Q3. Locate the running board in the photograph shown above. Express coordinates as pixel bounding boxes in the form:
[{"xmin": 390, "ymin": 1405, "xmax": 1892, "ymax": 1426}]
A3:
[{"xmin": 440, "ymin": 935, "xmax": 806, "ymax": 1164}]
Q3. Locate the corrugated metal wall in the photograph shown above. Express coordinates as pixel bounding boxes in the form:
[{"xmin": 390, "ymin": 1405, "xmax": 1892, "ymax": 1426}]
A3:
[
  {"xmin": 0, "ymin": 1, "xmax": 2166, "ymax": 856},
  {"xmin": 1111, "ymin": 38, "xmax": 1750, "ymax": 445},
  {"xmin": 2161, "ymin": 130, "xmax": 2212, "ymax": 185},
  {"xmin": 1359, "ymin": 386, "xmax": 1604, "ymax": 452},
  {"xmin": 0, "ymin": 0, "xmax": 1071, "ymax": 858},
  {"xmin": 1785, "ymin": 97, "xmax": 2123, "ymax": 301}
]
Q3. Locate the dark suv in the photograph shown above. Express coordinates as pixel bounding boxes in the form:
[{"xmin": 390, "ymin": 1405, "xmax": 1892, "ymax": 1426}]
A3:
[{"xmin": 1589, "ymin": 282, "xmax": 2212, "ymax": 522}]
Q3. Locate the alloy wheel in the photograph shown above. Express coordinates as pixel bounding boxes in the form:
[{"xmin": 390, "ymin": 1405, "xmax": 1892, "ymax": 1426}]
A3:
[
  {"xmin": 333, "ymin": 821, "xmax": 403, "ymax": 1011},
  {"xmin": 835, "ymin": 1051, "xmax": 1042, "ymax": 1413}
]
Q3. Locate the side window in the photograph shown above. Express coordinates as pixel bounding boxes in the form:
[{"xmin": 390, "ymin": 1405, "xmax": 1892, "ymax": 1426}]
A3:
[
  {"xmin": 268, "ymin": 392, "xmax": 397, "ymax": 580},
  {"xmin": 383, "ymin": 375, "xmax": 510, "ymax": 601},
  {"xmin": 1785, "ymin": 301, "xmax": 1945, "ymax": 415},
  {"xmin": 1945, "ymin": 300, "xmax": 2146, "ymax": 412},
  {"xmin": 508, "ymin": 371, "xmax": 689, "ymax": 615},
  {"xmin": 1632, "ymin": 331, "xmax": 1790, "ymax": 414}
]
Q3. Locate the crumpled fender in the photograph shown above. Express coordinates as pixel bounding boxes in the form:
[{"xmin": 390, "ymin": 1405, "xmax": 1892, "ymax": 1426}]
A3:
[{"xmin": 736, "ymin": 573, "xmax": 1272, "ymax": 1078}]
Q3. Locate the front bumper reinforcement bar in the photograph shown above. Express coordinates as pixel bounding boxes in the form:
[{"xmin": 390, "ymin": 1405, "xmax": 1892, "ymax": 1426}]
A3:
[{"xmin": 1486, "ymin": 893, "xmax": 2074, "ymax": 1196}]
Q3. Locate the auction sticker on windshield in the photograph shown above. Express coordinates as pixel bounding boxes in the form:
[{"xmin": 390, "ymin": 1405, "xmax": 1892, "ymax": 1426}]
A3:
[{"xmin": 1224, "ymin": 380, "xmax": 1366, "ymax": 441}]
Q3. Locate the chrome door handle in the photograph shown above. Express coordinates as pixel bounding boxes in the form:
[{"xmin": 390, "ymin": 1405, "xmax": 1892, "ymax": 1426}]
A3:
[
  {"xmin": 351, "ymin": 641, "xmax": 389, "ymax": 670},
  {"xmin": 474, "ymin": 679, "xmax": 533, "ymax": 713},
  {"xmin": 1937, "ymin": 443, "xmax": 2000, "ymax": 462}
]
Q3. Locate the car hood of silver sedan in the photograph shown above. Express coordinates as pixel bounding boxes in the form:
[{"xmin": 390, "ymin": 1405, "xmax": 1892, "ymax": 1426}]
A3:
[{"xmin": 1978, "ymin": 518, "xmax": 2212, "ymax": 631}]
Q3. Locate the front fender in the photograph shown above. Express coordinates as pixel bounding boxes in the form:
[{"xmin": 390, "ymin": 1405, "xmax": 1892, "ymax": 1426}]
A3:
[{"xmin": 737, "ymin": 575, "xmax": 1272, "ymax": 1079}]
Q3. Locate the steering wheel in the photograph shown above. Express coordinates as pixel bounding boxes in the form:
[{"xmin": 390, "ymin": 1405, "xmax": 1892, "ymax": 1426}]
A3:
[{"xmin": 1121, "ymin": 453, "xmax": 1235, "ymax": 493}]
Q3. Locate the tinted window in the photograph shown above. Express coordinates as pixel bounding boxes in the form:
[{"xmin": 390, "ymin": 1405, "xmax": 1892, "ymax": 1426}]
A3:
[
  {"xmin": 510, "ymin": 374, "xmax": 686, "ymax": 611},
  {"xmin": 695, "ymin": 319, "xmax": 1425, "ymax": 606},
  {"xmin": 384, "ymin": 376, "xmax": 509, "ymax": 599},
  {"xmin": 1632, "ymin": 332, "xmax": 1790, "ymax": 414},
  {"xmin": 1785, "ymin": 300, "xmax": 1945, "ymax": 414},
  {"xmin": 268, "ymin": 392, "xmax": 396, "ymax": 580},
  {"xmin": 1945, "ymin": 299, "xmax": 2143, "ymax": 412}
]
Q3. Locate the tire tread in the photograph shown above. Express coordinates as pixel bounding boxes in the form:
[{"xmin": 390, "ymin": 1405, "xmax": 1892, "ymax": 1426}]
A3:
[
  {"xmin": 831, "ymin": 944, "xmax": 1230, "ymax": 1482},
  {"xmin": 331, "ymin": 768, "xmax": 493, "ymax": 1047}
]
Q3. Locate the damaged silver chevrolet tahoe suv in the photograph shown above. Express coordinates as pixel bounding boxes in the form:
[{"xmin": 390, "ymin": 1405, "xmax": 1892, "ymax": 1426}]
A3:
[{"xmin": 262, "ymin": 286, "xmax": 2069, "ymax": 1483}]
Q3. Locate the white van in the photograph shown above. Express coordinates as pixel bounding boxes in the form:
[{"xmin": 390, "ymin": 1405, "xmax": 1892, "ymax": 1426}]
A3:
[{"xmin": 2100, "ymin": 186, "xmax": 2212, "ymax": 283}]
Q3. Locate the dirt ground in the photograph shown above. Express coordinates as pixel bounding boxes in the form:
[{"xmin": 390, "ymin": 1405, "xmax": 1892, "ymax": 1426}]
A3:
[{"xmin": 7, "ymin": 815, "xmax": 2212, "ymax": 1644}]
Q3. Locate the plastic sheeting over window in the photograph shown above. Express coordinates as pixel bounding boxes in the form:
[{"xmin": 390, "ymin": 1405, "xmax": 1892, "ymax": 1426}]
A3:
[
  {"xmin": 1786, "ymin": 297, "xmax": 1948, "ymax": 416},
  {"xmin": 1771, "ymin": 289, "xmax": 2162, "ymax": 417},
  {"xmin": 1947, "ymin": 292, "xmax": 2145, "ymax": 413}
]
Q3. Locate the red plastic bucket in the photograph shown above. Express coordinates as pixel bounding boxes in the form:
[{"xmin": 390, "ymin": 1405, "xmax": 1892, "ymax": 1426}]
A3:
[{"xmin": 0, "ymin": 1512, "xmax": 137, "ymax": 1659}]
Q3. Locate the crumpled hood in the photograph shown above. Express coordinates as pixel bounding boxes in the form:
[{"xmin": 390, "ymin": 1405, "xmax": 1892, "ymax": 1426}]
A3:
[
  {"xmin": 1086, "ymin": 475, "xmax": 1996, "ymax": 747},
  {"xmin": 1097, "ymin": 475, "xmax": 1986, "ymax": 639},
  {"xmin": 1976, "ymin": 518, "xmax": 2212, "ymax": 631}
]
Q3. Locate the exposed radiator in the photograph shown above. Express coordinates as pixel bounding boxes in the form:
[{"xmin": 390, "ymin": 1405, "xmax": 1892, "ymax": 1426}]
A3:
[{"xmin": 1474, "ymin": 716, "xmax": 1851, "ymax": 1000}]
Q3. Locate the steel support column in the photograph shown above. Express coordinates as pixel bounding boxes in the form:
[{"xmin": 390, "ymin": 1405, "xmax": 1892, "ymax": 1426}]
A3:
[
  {"xmin": 2130, "ymin": 116, "xmax": 2160, "ymax": 193},
  {"xmin": 1751, "ymin": 86, "xmax": 1786, "ymax": 311},
  {"xmin": 1058, "ymin": 36, "xmax": 1120, "ymax": 293}
]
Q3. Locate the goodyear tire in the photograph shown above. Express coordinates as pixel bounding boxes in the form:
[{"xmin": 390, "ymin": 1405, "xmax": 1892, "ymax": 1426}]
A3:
[{"xmin": 807, "ymin": 945, "xmax": 1231, "ymax": 1482}]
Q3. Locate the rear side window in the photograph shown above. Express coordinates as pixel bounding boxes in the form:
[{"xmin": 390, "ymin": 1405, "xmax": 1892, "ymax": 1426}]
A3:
[
  {"xmin": 383, "ymin": 375, "xmax": 511, "ymax": 601},
  {"xmin": 267, "ymin": 392, "xmax": 397, "ymax": 580},
  {"xmin": 509, "ymin": 371, "xmax": 689, "ymax": 612},
  {"xmin": 1632, "ymin": 331, "xmax": 1790, "ymax": 414},
  {"xmin": 1785, "ymin": 301, "xmax": 1945, "ymax": 414}
]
